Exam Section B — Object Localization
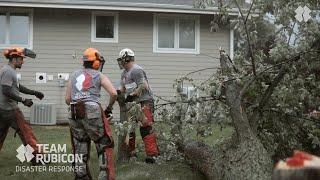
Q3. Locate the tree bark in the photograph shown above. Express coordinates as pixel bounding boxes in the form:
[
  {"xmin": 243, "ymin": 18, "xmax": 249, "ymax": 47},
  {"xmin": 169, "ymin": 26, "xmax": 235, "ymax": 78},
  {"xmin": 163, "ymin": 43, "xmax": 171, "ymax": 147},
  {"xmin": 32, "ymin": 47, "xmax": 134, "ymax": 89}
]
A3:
[
  {"xmin": 117, "ymin": 93, "xmax": 130, "ymax": 163},
  {"xmin": 175, "ymin": 52, "xmax": 273, "ymax": 180}
]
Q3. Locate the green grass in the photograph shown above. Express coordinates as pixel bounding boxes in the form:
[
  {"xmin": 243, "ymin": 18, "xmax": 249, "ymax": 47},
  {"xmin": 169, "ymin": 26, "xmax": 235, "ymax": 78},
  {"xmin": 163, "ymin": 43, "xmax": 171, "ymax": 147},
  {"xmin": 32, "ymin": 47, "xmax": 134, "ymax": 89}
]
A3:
[{"xmin": 0, "ymin": 124, "xmax": 232, "ymax": 180}]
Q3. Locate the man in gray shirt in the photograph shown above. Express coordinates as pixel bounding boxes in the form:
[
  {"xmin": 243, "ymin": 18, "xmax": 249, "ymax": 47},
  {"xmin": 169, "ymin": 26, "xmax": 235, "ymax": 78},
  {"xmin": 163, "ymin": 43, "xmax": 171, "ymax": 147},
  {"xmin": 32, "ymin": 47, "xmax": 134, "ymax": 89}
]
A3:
[
  {"xmin": 117, "ymin": 48, "xmax": 159, "ymax": 163},
  {"xmin": 0, "ymin": 47, "xmax": 44, "ymax": 165}
]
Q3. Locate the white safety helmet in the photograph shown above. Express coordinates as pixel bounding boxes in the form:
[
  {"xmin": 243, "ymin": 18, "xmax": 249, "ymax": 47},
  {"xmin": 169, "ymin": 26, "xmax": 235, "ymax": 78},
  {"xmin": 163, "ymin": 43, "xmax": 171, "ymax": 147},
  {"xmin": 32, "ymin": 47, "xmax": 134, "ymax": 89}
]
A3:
[
  {"xmin": 119, "ymin": 48, "xmax": 134, "ymax": 59},
  {"xmin": 117, "ymin": 48, "xmax": 135, "ymax": 69}
]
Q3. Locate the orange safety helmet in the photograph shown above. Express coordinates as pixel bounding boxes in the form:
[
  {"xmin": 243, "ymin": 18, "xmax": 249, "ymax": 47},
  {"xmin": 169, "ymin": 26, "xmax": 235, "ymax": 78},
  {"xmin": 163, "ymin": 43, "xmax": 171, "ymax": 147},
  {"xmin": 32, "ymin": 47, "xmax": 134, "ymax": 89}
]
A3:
[
  {"xmin": 82, "ymin": 48, "xmax": 103, "ymax": 70},
  {"xmin": 3, "ymin": 47, "xmax": 25, "ymax": 59},
  {"xmin": 3, "ymin": 47, "xmax": 36, "ymax": 59}
]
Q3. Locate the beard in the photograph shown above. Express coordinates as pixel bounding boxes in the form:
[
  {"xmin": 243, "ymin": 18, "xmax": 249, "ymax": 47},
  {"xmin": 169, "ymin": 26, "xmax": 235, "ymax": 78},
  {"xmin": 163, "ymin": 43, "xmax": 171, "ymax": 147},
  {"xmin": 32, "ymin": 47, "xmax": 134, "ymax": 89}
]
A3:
[{"xmin": 15, "ymin": 64, "xmax": 22, "ymax": 69}]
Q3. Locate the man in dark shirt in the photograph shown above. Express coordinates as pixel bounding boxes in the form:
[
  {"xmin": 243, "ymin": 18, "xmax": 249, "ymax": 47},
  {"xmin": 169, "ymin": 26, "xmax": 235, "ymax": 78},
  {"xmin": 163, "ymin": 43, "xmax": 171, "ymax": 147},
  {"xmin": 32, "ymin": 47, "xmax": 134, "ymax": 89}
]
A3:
[{"xmin": 0, "ymin": 47, "xmax": 44, "ymax": 165}]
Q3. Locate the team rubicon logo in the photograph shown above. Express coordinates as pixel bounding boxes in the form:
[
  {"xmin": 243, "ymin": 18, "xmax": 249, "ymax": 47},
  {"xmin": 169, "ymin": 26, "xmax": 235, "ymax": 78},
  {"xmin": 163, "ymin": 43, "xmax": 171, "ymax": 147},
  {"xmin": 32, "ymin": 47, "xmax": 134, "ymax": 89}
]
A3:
[
  {"xmin": 295, "ymin": 5, "xmax": 311, "ymax": 23},
  {"xmin": 16, "ymin": 144, "xmax": 83, "ymax": 165},
  {"xmin": 15, "ymin": 144, "xmax": 85, "ymax": 173},
  {"xmin": 76, "ymin": 72, "xmax": 92, "ymax": 91},
  {"xmin": 16, "ymin": 144, "xmax": 35, "ymax": 163}
]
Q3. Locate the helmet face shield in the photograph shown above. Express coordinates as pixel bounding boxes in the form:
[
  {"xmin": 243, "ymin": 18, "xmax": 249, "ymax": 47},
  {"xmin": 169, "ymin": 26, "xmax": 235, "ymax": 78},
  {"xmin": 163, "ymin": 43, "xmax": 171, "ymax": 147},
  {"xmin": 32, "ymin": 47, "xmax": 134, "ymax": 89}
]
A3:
[
  {"xmin": 117, "ymin": 48, "xmax": 135, "ymax": 70},
  {"xmin": 117, "ymin": 58, "xmax": 124, "ymax": 69},
  {"xmin": 23, "ymin": 48, "xmax": 36, "ymax": 59}
]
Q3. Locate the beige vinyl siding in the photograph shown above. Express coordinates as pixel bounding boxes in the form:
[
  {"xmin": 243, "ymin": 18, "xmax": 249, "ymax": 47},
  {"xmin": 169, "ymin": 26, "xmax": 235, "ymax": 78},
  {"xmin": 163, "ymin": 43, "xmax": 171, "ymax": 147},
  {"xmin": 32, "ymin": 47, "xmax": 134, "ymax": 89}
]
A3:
[{"xmin": 0, "ymin": 8, "xmax": 230, "ymax": 123}]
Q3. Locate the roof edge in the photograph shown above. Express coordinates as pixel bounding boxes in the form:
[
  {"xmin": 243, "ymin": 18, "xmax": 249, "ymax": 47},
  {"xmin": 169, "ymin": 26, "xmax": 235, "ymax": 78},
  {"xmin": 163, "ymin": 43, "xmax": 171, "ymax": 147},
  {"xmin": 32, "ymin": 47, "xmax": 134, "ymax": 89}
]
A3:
[{"xmin": 0, "ymin": 2, "xmax": 243, "ymax": 15}]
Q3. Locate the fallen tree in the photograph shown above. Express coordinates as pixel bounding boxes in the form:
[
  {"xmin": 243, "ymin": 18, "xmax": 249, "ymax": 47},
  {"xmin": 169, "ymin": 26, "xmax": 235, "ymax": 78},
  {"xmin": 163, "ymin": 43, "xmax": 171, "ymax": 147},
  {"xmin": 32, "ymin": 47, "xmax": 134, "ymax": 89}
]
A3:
[
  {"xmin": 113, "ymin": 1, "xmax": 320, "ymax": 179},
  {"xmin": 171, "ymin": 46, "xmax": 320, "ymax": 180},
  {"xmin": 173, "ymin": 52, "xmax": 272, "ymax": 180},
  {"xmin": 155, "ymin": 1, "xmax": 320, "ymax": 179}
]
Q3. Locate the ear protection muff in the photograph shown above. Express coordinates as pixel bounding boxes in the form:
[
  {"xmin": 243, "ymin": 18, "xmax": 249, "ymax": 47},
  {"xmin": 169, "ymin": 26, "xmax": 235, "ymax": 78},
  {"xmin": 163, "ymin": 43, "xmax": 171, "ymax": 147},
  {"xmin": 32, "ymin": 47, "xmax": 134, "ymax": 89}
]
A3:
[{"xmin": 82, "ymin": 50, "xmax": 102, "ymax": 70}]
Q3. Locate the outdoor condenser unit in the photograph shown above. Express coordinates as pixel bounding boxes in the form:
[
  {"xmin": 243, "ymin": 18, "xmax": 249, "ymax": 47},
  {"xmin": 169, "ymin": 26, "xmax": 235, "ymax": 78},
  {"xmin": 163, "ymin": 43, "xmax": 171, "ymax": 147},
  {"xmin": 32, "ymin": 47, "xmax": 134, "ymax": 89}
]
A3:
[
  {"xmin": 30, "ymin": 103, "xmax": 56, "ymax": 125},
  {"xmin": 182, "ymin": 86, "xmax": 199, "ymax": 99}
]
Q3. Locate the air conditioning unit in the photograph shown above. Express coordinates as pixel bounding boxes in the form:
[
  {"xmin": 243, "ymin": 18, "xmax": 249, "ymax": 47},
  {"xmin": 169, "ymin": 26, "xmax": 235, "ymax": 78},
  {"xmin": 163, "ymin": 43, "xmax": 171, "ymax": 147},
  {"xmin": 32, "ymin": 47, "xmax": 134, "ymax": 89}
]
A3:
[
  {"xmin": 182, "ymin": 86, "xmax": 198, "ymax": 99},
  {"xmin": 30, "ymin": 103, "xmax": 56, "ymax": 125}
]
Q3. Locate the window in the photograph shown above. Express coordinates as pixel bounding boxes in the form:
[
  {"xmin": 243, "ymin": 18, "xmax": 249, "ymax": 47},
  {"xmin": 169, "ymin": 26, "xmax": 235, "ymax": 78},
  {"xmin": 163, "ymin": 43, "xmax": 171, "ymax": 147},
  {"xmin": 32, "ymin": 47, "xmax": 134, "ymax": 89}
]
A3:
[
  {"xmin": 0, "ymin": 10, "xmax": 33, "ymax": 49},
  {"xmin": 91, "ymin": 12, "xmax": 118, "ymax": 43},
  {"xmin": 153, "ymin": 14, "xmax": 200, "ymax": 54}
]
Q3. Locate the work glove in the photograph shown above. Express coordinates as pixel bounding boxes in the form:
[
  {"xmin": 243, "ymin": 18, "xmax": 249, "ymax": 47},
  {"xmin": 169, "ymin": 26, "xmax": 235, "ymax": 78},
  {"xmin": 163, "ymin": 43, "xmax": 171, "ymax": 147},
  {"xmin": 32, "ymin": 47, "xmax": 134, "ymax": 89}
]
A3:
[
  {"xmin": 34, "ymin": 91, "xmax": 44, "ymax": 100},
  {"xmin": 23, "ymin": 99, "xmax": 33, "ymax": 107},
  {"xmin": 104, "ymin": 106, "xmax": 113, "ymax": 118},
  {"xmin": 125, "ymin": 95, "xmax": 135, "ymax": 102}
]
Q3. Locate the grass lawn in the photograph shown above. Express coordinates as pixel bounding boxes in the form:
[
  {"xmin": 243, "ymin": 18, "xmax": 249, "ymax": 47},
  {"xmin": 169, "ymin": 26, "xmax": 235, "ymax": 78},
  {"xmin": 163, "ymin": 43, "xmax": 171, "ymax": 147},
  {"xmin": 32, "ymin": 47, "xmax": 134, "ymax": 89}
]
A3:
[{"xmin": 0, "ymin": 124, "xmax": 232, "ymax": 180}]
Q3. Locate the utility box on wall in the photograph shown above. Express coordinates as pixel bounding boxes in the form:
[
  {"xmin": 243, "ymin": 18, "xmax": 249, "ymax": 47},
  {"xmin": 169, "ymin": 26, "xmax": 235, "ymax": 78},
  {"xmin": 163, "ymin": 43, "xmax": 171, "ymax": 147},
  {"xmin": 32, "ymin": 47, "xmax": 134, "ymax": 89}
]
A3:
[
  {"xmin": 30, "ymin": 103, "xmax": 56, "ymax": 125},
  {"xmin": 36, "ymin": 73, "xmax": 47, "ymax": 84}
]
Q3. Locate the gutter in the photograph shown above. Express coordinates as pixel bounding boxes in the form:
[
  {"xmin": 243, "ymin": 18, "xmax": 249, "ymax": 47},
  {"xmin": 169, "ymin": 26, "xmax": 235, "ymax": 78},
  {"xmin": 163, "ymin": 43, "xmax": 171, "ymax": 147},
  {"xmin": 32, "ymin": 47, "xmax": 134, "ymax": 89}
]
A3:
[{"xmin": 0, "ymin": 1, "xmax": 243, "ymax": 15}]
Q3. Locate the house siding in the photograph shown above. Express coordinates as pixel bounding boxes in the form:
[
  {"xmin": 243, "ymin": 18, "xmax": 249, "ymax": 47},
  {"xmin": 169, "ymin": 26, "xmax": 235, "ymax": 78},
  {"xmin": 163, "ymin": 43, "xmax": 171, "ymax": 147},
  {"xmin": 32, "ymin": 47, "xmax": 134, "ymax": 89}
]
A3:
[{"xmin": 0, "ymin": 8, "xmax": 230, "ymax": 123}]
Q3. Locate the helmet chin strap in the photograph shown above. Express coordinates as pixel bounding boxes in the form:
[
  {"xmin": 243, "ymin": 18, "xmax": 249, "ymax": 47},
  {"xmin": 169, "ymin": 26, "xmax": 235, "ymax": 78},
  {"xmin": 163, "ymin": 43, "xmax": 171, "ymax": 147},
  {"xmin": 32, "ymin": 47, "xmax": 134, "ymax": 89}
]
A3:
[{"xmin": 97, "ymin": 57, "xmax": 105, "ymax": 72}]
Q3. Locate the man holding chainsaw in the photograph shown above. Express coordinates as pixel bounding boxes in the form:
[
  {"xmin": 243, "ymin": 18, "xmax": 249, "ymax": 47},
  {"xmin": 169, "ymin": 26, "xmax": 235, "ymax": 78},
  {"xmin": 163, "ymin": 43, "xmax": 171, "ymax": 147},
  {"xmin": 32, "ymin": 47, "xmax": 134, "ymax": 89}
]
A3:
[
  {"xmin": 116, "ymin": 48, "xmax": 159, "ymax": 163},
  {"xmin": 0, "ymin": 47, "xmax": 44, "ymax": 164},
  {"xmin": 65, "ymin": 48, "xmax": 117, "ymax": 180}
]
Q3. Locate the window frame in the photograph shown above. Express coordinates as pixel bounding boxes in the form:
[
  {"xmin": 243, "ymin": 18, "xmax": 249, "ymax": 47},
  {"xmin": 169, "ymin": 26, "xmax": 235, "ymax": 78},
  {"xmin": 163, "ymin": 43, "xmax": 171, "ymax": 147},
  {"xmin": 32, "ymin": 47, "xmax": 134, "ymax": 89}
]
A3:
[
  {"xmin": 91, "ymin": 11, "xmax": 119, "ymax": 43},
  {"xmin": 0, "ymin": 9, "xmax": 33, "ymax": 49},
  {"xmin": 153, "ymin": 13, "xmax": 200, "ymax": 54}
]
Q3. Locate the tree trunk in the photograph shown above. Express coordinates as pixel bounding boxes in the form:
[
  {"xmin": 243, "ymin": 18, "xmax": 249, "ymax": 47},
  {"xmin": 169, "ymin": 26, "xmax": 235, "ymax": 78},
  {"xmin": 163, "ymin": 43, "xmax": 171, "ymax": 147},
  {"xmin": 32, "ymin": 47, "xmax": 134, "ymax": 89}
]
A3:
[
  {"xmin": 178, "ymin": 140, "xmax": 217, "ymax": 179},
  {"xmin": 175, "ymin": 52, "xmax": 273, "ymax": 180},
  {"xmin": 117, "ymin": 93, "xmax": 130, "ymax": 163}
]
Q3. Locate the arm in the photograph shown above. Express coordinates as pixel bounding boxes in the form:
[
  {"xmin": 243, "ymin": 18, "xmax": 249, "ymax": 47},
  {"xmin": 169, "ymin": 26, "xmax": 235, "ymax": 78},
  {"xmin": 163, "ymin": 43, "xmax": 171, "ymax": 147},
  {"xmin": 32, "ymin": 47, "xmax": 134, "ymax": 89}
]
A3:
[
  {"xmin": 1, "ymin": 71, "xmax": 24, "ymax": 102},
  {"xmin": 65, "ymin": 80, "xmax": 71, "ymax": 105},
  {"xmin": 131, "ymin": 81, "xmax": 149, "ymax": 97},
  {"xmin": 2, "ymin": 85, "xmax": 33, "ymax": 107},
  {"xmin": 100, "ymin": 74, "xmax": 117, "ymax": 108},
  {"xmin": 19, "ymin": 84, "xmax": 44, "ymax": 99},
  {"xmin": 19, "ymin": 84, "xmax": 35, "ymax": 95},
  {"xmin": 119, "ymin": 85, "xmax": 125, "ymax": 94},
  {"xmin": 130, "ymin": 69, "xmax": 150, "ymax": 97},
  {"xmin": 119, "ymin": 73, "xmax": 126, "ymax": 93},
  {"xmin": 2, "ymin": 85, "xmax": 24, "ymax": 102}
]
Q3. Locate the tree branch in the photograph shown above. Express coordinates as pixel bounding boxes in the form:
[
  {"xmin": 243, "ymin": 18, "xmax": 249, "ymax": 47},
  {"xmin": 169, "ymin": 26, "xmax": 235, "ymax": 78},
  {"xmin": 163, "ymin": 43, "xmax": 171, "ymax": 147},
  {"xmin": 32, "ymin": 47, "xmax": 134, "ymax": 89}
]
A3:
[
  {"xmin": 244, "ymin": 0, "xmax": 255, "ymax": 24},
  {"xmin": 233, "ymin": 0, "xmax": 257, "ymax": 76},
  {"xmin": 256, "ymin": 66, "xmax": 287, "ymax": 111},
  {"xmin": 184, "ymin": 67, "xmax": 218, "ymax": 77},
  {"xmin": 155, "ymin": 96, "xmax": 224, "ymax": 110},
  {"xmin": 240, "ymin": 50, "xmax": 320, "ymax": 96},
  {"xmin": 248, "ymin": 50, "xmax": 317, "ymax": 132},
  {"xmin": 264, "ymin": 108, "xmax": 320, "ymax": 125}
]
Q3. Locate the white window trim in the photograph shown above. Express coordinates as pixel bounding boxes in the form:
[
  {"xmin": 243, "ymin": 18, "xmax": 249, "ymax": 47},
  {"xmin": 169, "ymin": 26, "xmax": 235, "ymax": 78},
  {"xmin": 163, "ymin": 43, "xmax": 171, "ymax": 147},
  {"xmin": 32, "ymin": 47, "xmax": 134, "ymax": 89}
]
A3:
[
  {"xmin": 0, "ymin": 9, "xmax": 33, "ymax": 49},
  {"xmin": 91, "ymin": 11, "xmax": 119, "ymax": 43},
  {"xmin": 230, "ymin": 28, "xmax": 234, "ymax": 60},
  {"xmin": 153, "ymin": 13, "xmax": 200, "ymax": 54}
]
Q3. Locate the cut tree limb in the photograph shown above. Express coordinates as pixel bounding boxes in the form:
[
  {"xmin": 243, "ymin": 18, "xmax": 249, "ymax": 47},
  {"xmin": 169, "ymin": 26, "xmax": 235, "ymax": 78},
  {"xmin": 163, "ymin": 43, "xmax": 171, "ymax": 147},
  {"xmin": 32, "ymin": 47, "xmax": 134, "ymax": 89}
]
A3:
[
  {"xmin": 117, "ymin": 93, "xmax": 130, "ymax": 163},
  {"xmin": 175, "ymin": 51, "xmax": 272, "ymax": 180}
]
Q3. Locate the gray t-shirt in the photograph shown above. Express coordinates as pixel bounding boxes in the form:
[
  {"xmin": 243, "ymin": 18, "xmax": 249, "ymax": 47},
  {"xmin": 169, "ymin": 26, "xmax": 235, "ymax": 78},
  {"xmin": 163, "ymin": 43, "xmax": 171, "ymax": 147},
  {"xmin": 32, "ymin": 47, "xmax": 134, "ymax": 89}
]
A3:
[
  {"xmin": 121, "ymin": 64, "xmax": 153, "ymax": 103},
  {"xmin": 70, "ymin": 68, "xmax": 102, "ymax": 104},
  {"xmin": 0, "ymin": 64, "xmax": 19, "ymax": 110}
]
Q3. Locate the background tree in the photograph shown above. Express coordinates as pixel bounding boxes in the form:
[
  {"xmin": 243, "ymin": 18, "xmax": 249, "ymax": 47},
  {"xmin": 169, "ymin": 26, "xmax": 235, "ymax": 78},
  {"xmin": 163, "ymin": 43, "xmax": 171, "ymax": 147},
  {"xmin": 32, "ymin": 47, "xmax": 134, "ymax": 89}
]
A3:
[{"xmin": 154, "ymin": 0, "xmax": 320, "ymax": 179}]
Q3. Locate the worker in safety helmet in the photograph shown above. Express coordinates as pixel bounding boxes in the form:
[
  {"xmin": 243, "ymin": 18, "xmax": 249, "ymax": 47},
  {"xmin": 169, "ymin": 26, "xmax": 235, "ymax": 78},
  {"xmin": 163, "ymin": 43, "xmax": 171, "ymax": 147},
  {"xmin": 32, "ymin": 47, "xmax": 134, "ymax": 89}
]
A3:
[
  {"xmin": 116, "ymin": 48, "xmax": 159, "ymax": 163},
  {"xmin": 65, "ymin": 48, "xmax": 117, "ymax": 180},
  {"xmin": 272, "ymin": 150, "xmax": 320, "ymax": 180},
  {"xmin": 0, "ymin": 47, "xmax": 44, "ymax": 165}
]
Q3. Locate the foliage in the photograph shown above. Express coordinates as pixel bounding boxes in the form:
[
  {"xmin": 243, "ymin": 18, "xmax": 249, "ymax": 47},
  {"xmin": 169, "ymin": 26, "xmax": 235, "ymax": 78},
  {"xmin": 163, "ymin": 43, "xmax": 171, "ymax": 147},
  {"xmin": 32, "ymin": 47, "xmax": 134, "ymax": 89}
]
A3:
[
  {"xmin": 0, "ymin": 126, "xmax": 206, "ymax": 180},
  {"xmin": 153, "ymin": 0, "xmax": 320, "ymax": 163}
]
